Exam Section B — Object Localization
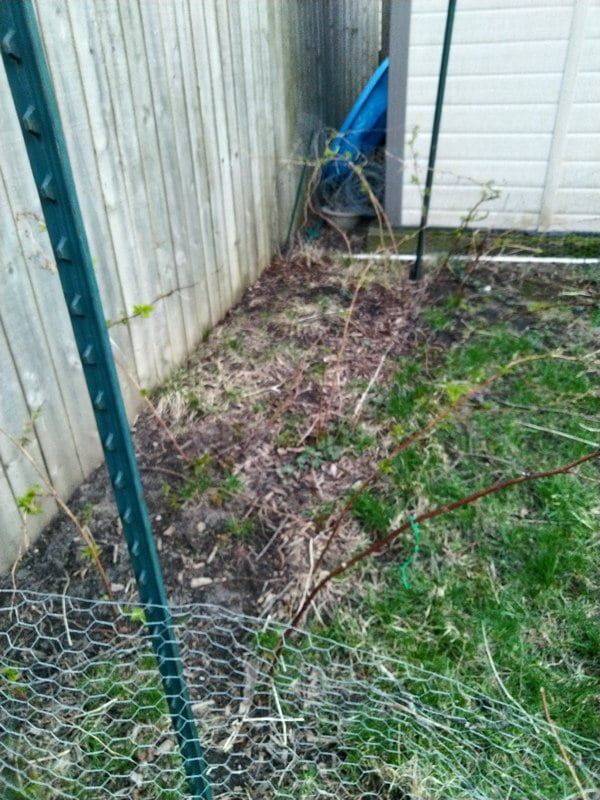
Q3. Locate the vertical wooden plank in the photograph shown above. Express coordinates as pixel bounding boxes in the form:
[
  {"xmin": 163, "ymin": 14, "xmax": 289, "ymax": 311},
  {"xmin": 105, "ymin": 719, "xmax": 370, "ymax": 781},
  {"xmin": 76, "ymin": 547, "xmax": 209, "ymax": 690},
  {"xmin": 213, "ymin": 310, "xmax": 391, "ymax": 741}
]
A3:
[
  {"xmin": 238, "ymin": 0, "xmax": 271, "ymax": 266},
  {"xmin": 179, "ymin": 0, "xmax": 227, "ymax": 324},
  {"xmin": 267, "ymin": 1, "xmax": 289, "ymax": 245},
  {"xmin": 138, "ymin": 1, "xmax": 200, "ymax": 352},
  {"xmin": 323, "ymin": 0, "xmax": 338, "ymax": 126},
  {"xmin": 169, "ymin": 0, "xmax": 218, "ymax": 332},
  {"xmin": 344, "ymin": 0, "xmax": 352, "ymax": 122},
  {"xmin": 225, "ymin": 0, "xmax": 261, "ymax": 281},
  {"xmin": 60, "ymin": 0, "xmax": 163, "ymax": 391},
  {"xmin": 0, "ymin": 460, "xmax": 28, "ymax": 575},
  {"xmin": 0, "ymin": 325, "xmax": 58, "ymax": 573},
  {"xmin": 314, "ymin": 0, "xmax": 325, "ymax": 123},
  {"xmin": 315, "ymin": 0, "xmax": 326, "ymax": 125},
  {"xmin": 200, "ymin": 1, "xmax": 243, "ymax": 300},
  {"xmin": 113, "ymin": 0, "xmax": 185, "ymax": 375},
  {"xmin": 274, "ymin": 0, "xmax": 302, "ymax": 245},
  {"xmin": 33, "ymin": 0, "xmax": 140, "ymax": 394},
  {"xmin": 214, "ymin": 1, "xmax": 252, "ymax": 288},
  {"xmin": 187, "ymin": 0, "xmax": 234, "ymax": 315},
  {"xmin": 256, "ymin": 0, "xmax": 281, "ymax": 251},
  {"xmin": 186, "ymin": 2, "xmax": 231, "ymax": 319}
]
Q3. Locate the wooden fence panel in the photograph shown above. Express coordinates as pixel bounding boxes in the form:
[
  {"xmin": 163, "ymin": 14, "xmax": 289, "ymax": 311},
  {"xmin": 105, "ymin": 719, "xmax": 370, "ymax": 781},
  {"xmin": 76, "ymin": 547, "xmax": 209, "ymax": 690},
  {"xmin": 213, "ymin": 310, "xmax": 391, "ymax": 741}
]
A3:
[{"xmin": 0, "ymin": 0, "xmax": 382, "ymax": 572}]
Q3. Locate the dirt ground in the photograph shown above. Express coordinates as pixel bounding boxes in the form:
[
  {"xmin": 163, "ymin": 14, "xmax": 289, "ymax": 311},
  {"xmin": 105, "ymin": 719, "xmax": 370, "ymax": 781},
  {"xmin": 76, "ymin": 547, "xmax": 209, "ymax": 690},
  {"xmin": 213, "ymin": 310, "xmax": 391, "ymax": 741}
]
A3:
[{"xmin": 3, "ymin": 246, "xmax": 598, "ymax": 621}]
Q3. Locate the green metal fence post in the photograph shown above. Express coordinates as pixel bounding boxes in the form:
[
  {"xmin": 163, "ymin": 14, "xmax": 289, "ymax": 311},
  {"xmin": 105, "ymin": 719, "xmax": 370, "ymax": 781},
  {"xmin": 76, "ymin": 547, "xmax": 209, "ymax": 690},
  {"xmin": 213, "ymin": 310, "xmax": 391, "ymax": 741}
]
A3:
[
  {"xmin": 0, "ymin": 3, "xmax": 211, "ymax": 796},
  {"xmin": 411, "ymin": 0, "xmax": 457, "ymax": 280}
]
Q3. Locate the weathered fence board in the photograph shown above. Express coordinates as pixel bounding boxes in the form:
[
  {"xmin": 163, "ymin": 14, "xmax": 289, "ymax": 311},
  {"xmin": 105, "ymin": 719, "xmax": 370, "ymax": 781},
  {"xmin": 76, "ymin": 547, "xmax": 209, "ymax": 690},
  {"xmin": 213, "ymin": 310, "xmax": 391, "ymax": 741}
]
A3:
[{"xmin": 0, "ymin": 0, "xmax": 382, "ymax": 572}]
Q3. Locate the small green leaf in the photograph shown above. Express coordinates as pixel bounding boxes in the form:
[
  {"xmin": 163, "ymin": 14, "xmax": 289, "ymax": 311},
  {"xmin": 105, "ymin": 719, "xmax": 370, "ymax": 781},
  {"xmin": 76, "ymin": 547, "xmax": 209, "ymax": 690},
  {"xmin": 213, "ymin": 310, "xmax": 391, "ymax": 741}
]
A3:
[
  {"xmin": 0, "ymin": 666, "xmax": 21, "ymax": 683},
  {"xmin": 127, "ymin": 607, "xmax": 147, "ymax": 623},
  {"xmin": 444, "ymin": 381, "xmax": 472, "ymax": 404},
  {"xmin": 17, "ymin": 485, "xmax": 43, "ymax": 516},
  {"xmin": 81, "ymin": 542, "xmax": 100, "ymax": 560},
  {"xmin": 132, "ymin": 303, "xmax": 154, "ymax": 319}
]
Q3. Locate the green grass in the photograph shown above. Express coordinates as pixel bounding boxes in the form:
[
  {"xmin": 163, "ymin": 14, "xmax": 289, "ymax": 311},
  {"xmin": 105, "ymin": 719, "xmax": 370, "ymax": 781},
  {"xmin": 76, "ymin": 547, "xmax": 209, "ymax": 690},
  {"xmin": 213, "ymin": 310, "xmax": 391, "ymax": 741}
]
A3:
[
  {"xmin": 225, "ymin": 516, "xmax": 256, "ymax": 539},
  {"xmin": 161, "ymin": 453, "xmax": 247, "ymax": 510},
  {"xmin": 295, "ymin": 269, "xmax": 600, "ymax": 796},
  {"xmin": 354, "ymin": 336, "xmax": 599, "ymax": 734},
  {"xmin": 367, "ymin": 225, "xmax": 600, "ymax": 258}
]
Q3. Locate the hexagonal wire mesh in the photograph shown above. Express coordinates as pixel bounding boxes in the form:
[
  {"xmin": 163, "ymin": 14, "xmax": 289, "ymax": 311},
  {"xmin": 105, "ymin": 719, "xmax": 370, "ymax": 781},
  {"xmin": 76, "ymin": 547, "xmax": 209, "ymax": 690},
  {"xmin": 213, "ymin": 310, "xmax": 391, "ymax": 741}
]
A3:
[{"xmin": 1, "ymin": 589, "xmax": 598, "ymax": 799}]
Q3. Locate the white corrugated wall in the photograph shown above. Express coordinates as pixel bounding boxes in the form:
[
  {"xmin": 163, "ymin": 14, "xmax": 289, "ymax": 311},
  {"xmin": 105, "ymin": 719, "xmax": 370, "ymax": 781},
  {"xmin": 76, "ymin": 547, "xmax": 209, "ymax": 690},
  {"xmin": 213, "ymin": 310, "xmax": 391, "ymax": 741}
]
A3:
[
  {"xmin": 0, "ymin": 0, "xmax": 382, "ymax": 572},
  {"xmin": 399, "ymin": 0, "xmax": 600, "ymax": 232}
]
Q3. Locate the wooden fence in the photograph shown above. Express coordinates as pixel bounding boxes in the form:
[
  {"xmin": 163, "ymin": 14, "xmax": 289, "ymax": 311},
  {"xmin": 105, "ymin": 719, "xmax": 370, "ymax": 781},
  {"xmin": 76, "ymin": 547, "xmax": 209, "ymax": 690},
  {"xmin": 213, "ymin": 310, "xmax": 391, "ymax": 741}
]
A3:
[{"xmin": 0, "ymin": 0, "xmax": 382, "ymax": 572}]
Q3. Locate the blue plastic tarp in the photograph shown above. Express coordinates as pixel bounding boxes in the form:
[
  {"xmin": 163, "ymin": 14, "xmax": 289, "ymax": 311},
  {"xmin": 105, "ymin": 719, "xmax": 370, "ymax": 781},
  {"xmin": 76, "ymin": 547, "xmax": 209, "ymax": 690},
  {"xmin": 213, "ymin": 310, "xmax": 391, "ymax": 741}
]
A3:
[{"xmin": 322, "ymin": 58, "xmax": 389, "ymax": 180}]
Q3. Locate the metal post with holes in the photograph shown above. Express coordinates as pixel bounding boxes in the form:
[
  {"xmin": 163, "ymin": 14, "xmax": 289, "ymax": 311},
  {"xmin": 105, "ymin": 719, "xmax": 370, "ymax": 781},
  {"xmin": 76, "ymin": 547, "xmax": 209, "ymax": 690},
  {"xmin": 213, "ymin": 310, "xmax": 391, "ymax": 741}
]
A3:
[
  {"xmin": 411, "ymin": 0, "xmax": 456, "ymax": 280},
  {"xmin": 0, "ymin": 2, "xmax": 211, "ymax": 797}
]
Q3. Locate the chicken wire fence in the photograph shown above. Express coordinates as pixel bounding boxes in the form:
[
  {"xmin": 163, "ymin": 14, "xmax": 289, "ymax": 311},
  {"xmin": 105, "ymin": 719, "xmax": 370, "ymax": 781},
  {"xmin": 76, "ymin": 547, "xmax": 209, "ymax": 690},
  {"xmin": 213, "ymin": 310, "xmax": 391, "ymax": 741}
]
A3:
[{"xmin": 1, "ymin": 589, "xmax": 598, "ymax": 800}]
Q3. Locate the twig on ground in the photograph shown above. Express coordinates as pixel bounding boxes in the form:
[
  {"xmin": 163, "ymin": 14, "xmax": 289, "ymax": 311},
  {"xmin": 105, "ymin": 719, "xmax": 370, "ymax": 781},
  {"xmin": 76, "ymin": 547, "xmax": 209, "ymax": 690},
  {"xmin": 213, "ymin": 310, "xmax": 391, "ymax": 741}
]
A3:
[
  {"xmin": 315, "ymin": 361, "xmax": 330, "ymax": 439},
  {"xmin": 271, "ymin": 679, "xmax": 288, "ymax": 749},
  {"xmin": 352, "ymin": 344, "xmax": 393, "ymax": 423},
  {"xmin": 519, "ymin": 422, "xmax": 599, "ymax": 448},
  {"xmin": 540, "ymin": 687, "xmax": 587, "ymax": 800},
  {"xmin": 259, "ymin": 578, "xmax": 296, "ymax": 620},
  {"xmin": 482, "ymin": 624, "xmax": 537, "ymax": 729},
  {"xmin": 297, "ymin": 418, "xmax": 318, "ymax": 447},
  {"xmin": 296, "ymin": 538, "xmax": 316, "ymax": 623},
  {"xmin": 578, "ymin": 422, "xmax": 600, "ymax": 433},
  {"xmin": 255, "ymin": 516, "xmax": 290, "ymax": 562},
  {"xmin": 491, "ymin": 398, "xmax": 599, "ymax": 422},
  {"xmin": 138, "ymin": 466, "xmax": 187, "ymax": 480},
  {"xmin": 269, "ymin": 361, "xmax": 309, "ymax": 424},
  {"xmin": 61, "ymin": 574, "xmax": 73, "ymax": 648},
  {"xmin": 456, "ymin": 450, "xmax": 522, "ymax": 469}
]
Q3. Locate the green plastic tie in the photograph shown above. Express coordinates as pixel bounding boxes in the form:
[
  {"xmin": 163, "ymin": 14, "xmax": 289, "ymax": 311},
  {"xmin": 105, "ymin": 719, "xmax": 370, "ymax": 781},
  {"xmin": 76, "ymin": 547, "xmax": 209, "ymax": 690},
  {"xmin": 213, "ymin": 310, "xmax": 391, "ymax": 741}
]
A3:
[{"xmin": 400, "ymin": 516, "xmax": 421, "ymax": 589}]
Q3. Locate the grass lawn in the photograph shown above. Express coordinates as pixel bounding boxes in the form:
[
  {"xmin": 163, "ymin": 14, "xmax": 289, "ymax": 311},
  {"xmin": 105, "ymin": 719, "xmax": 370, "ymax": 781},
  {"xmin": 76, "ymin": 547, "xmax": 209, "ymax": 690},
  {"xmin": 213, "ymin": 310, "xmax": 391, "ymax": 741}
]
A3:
[
  {"xmin": 314, "ymin": 264, "xmax": 600, "ymax": 724},
  {"xmin": 293, "ymin": 259, "xmax": 600, "ymax": 796},
  {"xmin": 328, "ymin": 320, "xmax": 599, "ymax": 738}
]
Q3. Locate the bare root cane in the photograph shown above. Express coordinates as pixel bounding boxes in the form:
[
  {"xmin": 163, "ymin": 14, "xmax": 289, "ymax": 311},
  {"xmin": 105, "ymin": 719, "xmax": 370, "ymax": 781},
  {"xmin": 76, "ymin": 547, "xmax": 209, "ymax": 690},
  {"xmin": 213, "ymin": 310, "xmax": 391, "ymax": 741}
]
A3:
[
  {"xmin": 312, "ymin": 352, "xmax": 579, "ymax": 575},
  {"xmin": 287, "ymin": 449, "xmax": 600, "ymax": 634}
]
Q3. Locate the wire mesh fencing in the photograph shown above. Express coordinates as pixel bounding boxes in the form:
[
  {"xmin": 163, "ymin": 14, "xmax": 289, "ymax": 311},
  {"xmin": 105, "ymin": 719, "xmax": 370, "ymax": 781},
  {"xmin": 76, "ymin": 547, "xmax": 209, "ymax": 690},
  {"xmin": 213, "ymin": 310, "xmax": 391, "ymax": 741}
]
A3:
[{"xmin": 1, "ymin": 589, "xmax": 598, "ymax": 800}]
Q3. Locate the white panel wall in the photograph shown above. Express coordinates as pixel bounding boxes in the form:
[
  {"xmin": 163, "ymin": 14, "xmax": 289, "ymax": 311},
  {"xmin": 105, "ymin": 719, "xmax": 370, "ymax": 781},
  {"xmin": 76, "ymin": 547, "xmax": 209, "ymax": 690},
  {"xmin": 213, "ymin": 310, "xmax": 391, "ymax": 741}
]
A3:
[
  {"xmin": 0, "ymin": 0, "xmax": 382, "ymax": 572},
  {"xmin": 398, "ymin": 0, "xmax": 600, "ymax": 232}
]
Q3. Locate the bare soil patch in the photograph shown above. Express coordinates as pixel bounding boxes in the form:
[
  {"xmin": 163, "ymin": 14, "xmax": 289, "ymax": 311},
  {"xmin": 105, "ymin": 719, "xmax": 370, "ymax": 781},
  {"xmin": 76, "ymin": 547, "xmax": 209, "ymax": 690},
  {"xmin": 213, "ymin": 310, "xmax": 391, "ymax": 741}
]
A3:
[{"xmin": 3, "ymin": 251, "xmax": 598, "ymax": 622}]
